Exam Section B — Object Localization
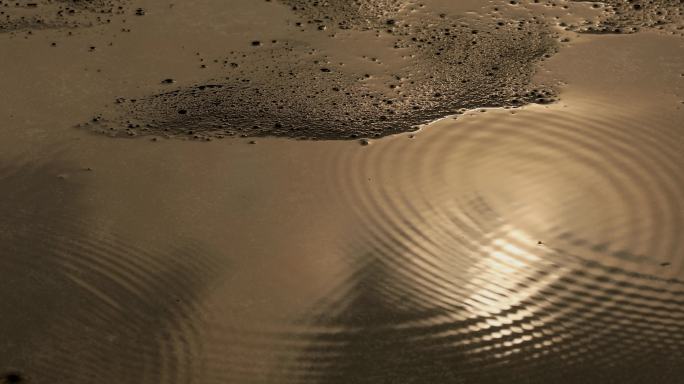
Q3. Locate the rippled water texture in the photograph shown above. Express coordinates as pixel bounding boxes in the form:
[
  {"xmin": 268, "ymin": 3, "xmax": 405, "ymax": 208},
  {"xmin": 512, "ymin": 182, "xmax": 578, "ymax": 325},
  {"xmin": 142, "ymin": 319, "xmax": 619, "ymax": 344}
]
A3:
[{"xmin": 1, "ymin": 1, "xmax": 683, "ymax": 383}]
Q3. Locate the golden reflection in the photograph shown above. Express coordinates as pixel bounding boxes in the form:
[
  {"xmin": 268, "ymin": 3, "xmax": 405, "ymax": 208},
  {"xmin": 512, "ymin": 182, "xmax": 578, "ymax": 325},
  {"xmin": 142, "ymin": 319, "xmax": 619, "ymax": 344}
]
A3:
[{"xmin": 465, "ymin": 227, "xmax": 562, "ymax": 318}]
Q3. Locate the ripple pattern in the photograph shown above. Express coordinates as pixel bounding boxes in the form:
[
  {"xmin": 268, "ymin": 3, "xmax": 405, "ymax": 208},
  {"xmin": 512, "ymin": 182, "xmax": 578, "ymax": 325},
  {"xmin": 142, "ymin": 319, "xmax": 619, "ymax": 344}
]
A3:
[
  {"xmin": 275, "ymin": 98, "xmax": 684, "ymax": 383},
  {"xmin": 0, "ymin": 161, "xmax": 222, "ymax": 384},
  {"xmin": 2, "ymin": 97, "xmax": 683, "ymax": 383}
]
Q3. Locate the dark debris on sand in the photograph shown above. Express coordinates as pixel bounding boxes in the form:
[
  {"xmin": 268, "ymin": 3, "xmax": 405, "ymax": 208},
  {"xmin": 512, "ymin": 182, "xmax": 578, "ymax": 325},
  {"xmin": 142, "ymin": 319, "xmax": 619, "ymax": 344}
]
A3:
[
  {"xmin": 279, "ymin": 0, "xmax": 405, "ymax": 30},
  {"xmin": 0, "ymin": 0, "xmax": 130, "ymax": 33},
  {"xmin": 85, "ymin": 0, "xmax": 559, "ymax": 140},
  {"xmin": 573, "ymin": 0, "xmax": 683, "ymax": 33}
]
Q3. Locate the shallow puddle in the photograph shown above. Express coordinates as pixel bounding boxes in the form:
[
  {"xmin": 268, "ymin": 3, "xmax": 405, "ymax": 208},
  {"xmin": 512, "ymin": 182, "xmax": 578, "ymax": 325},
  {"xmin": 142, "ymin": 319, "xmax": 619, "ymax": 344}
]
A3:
[{"xmin": 0, "ymin": 1, "xmax": 683, "ymax": 383}]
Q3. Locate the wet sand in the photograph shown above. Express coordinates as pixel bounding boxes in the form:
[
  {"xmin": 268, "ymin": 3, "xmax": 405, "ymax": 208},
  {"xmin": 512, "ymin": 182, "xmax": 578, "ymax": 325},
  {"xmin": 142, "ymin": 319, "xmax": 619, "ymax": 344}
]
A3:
[
  {"xmin": 1, "ymin": 1, "xmax": 683, "ymax": 383},
  {"xmin": 82, "ymin": 0, "xmax": 562, "ymax": 139}
]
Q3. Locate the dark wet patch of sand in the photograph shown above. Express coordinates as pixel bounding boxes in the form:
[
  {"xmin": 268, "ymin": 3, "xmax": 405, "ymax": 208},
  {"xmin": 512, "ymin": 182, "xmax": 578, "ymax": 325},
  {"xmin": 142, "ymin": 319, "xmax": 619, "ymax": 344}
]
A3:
[{"xmin": 86, "ymin": 1, "xmax": 558, "ymax": 140}]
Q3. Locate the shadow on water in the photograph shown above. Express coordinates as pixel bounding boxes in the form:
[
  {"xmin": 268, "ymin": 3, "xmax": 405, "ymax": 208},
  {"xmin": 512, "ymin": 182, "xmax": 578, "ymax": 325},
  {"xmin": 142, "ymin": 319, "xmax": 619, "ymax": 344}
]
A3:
[
  {"xmin": 0, "ymin": 161, "xmax": 221, "ymax": 384},
  {"xmin": 293, "ymin": 254, "xmax": 469, "ymax": 383},
  {"xmin": 288, "ymin": 244, "xmax": 684, "ymax": 384}
]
